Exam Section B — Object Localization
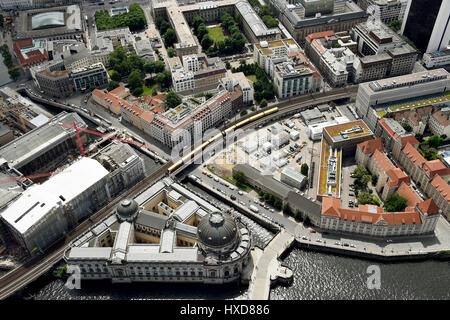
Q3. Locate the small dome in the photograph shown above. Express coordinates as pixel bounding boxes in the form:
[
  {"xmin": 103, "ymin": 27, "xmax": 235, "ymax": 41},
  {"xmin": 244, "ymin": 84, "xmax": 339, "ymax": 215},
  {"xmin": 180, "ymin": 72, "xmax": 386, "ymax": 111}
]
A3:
[
  {"xmin": 197, "ymin": 211, "xmax": 238, "ymax": 248},
  {"xmin": 116, "ymin": 199, "xmax": 139, "ymax": 220}
]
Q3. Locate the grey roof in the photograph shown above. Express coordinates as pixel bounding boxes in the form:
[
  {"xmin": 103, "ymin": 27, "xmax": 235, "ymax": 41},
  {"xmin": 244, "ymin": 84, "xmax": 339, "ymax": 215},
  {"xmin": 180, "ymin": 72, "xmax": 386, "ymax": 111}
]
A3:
[
  {"xmin": 0, "ymin": 112, "xmax": 86, "ymax": 169},
  {"xmin": 286, "ymin": 191, "xmax": 321, "ymax": 217},
  {"xmin": 235, "ymin": 1, "xmax": 280, "ymax": 37},
  {"xmin": 301, "ymin": 107, "xmax": 326, "ymax": 123},
  {"xmin": 134, "ymin": 180, "xmax": 166, "ymax": 206},
  {"xmin": 126, "ymin": 246, "xmax": 199, "ymax": 262},
  {"xmin": 197, "ymin": 211, "xmax": 238, "ymax": 248},
  {"xmin": 31, "ymin": 12, "xmax": 65, "ymax": 30},
  {"xmin": 172, "ymin": 200, "xmax": 199, "ymax": 222},
  {"xmin": 68, "ymin": 247, "xmax": 112, "ymax": 260},
  {"xmin": 135, "ymin": 210, "xmax": 169, "ymax": 230},
  {"xmin": 174, "ymin": 221, "xmax": 197, "ymax": 237},
  {"xmin": 233, "ymin": 164, "xmax": 292, "ymax": 200},
  {"xmin": 159, "ymin": 228, "xmax": 175, "ymax": 253},
  {"xmin": 116, "ymin": 199, "xmax": 139, "ymax": 220}
]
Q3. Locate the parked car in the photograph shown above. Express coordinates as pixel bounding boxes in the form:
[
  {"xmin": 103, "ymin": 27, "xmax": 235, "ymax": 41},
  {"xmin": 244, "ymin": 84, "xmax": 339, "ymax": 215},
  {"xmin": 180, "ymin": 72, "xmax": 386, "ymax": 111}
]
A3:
[
  {"xmin": 230, "ymin": 195, "xmax": 236, "ymax": 200},
  {"xmin": 238, "ymin": 190, "xmax": 244, "ymax": 195}
]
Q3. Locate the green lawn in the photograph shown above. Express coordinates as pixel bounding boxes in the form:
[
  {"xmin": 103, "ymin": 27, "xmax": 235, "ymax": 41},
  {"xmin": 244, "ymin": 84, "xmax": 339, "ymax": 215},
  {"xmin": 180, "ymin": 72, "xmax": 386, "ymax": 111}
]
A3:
[
  {"xmin": 207, "ymin": 26, "xmax": 227, "ymax": 43},
  {"xmin": 140, "ymin": 84, "xmax": 158, "ymax": 96},
  {"xmin": 246, "ymin": 75, "xmax": 257, "ymax": 85}
]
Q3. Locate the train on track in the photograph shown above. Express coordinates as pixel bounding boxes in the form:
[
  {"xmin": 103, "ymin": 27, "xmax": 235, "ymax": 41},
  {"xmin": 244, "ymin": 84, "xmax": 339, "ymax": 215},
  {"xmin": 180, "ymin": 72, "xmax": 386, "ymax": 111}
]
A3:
[{"xmin": 167, "ymin": 107, "xmax": 279, "ymax": 174}]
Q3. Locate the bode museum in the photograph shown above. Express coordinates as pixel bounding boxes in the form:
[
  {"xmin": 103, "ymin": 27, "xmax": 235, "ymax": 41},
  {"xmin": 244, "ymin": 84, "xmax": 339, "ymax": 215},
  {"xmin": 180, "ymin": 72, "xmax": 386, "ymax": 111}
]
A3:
[{"xmin": 64, "ymin": 177, "xmax": 253, "ymax": 284}]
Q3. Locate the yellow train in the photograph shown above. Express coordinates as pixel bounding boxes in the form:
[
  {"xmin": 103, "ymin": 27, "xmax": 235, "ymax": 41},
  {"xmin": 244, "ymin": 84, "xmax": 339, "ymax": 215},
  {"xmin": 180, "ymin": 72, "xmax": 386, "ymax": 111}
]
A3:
[{"xmin": 167, "ymin": 107, "xmax": 279, "ymax": 174}]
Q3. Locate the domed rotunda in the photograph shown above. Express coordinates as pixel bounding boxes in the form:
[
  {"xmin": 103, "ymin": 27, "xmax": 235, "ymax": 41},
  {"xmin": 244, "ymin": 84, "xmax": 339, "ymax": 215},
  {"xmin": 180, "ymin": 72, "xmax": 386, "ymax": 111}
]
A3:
[
  {"xmin": 116, "ymin": 199, "xmax": 139, "ymax": 222},
  {"xmin": 197, "ymin": 211, "xmax": 239, "ymax": 254}
]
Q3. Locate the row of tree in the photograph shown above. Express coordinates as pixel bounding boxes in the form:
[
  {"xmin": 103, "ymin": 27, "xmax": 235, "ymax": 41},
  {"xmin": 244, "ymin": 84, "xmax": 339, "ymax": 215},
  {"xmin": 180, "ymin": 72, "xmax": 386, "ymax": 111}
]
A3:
[
  {"xmin": 155, "ymin": 17, "xmax": 177, "ymax": 51},
  {"xmin": 0, "ymin": 44, "xmax": 19, "ymax": 80},
  {"xmin": 247, "ymin": 0, "xmax": 279, "ymax": 29},
  {"xmin": 95, "ymin": 3, "xmax": 147, "ymax": 31}
]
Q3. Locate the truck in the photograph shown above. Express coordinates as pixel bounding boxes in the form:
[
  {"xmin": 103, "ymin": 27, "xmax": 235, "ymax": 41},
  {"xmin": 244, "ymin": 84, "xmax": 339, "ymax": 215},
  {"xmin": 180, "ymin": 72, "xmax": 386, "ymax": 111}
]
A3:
[{"xmin": 249, "ymin": 205, "xmax": 259, "ymax": 213}]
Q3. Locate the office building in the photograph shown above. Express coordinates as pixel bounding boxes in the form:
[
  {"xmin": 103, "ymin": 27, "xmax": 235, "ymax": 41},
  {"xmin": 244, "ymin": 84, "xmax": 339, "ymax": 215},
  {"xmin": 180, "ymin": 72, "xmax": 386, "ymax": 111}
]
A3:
[
  {"xmin": 70, "ymin": 62, "xmax": 108, "ymax": 92},
  {"xmin": 401, "ymin": 0, "xmax": 450, "ymax": 53},
  {"xmin": 356, "ymin": 0, "xmax": 408, "ymax": 24},
  {"xmin": 423, "ymin": 50, "xmax": 450, "ymax": 69}
]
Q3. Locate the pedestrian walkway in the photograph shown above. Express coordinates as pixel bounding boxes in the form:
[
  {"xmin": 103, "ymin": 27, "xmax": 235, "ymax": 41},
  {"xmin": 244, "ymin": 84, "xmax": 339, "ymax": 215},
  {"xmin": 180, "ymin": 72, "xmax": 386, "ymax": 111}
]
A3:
[{"xmin": 248, "ymin": 230, "xmax": 294, "ymax": 300}]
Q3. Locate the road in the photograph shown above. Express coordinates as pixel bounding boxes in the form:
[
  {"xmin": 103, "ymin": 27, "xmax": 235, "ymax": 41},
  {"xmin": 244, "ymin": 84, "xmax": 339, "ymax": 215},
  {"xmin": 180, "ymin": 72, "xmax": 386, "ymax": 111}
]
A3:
[{"xmin": 0, "ymin": 86, "xmax": 357, "ymax": 299}]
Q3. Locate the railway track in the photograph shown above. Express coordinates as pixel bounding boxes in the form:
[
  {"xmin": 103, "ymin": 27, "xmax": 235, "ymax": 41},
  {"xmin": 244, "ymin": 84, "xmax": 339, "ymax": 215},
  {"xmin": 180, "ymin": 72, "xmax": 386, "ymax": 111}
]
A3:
[
  {"xmin": 0, "ymin": 86, "xmax": 357, "ymax": 299},
  {"xmin": 0, "ymin": 163, "xmax": 171, "ymax": 300}
]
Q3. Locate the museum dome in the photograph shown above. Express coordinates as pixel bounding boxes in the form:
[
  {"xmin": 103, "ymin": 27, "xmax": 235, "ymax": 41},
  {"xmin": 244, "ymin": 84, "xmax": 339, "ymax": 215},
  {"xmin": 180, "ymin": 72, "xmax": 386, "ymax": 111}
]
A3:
[
  {"xmin": 116, "ymin": 199, "xmax": 139, "ymax": 221},
  {"xmin": 197, "ymin": 211, "xmax": 238, "ymax": 249}
]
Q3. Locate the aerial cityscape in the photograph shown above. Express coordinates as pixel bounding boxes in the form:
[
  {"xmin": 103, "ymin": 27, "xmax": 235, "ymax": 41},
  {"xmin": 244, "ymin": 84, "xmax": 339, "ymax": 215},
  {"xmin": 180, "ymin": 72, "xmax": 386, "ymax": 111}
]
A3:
[{"xmin": 0, "ymin": 0, "xmax": 448, "ymax": 304}]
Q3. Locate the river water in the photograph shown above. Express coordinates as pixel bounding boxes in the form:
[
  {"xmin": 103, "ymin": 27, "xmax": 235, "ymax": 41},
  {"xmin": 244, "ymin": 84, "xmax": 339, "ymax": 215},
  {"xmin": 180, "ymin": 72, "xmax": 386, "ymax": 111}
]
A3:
[{"xmin": 9, "ymin": 104, "xmax": 450, "ymax": 300}]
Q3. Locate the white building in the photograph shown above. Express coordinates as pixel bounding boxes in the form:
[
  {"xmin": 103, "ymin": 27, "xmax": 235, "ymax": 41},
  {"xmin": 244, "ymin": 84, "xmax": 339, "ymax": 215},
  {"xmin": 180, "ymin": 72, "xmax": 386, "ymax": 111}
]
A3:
[
  {"xmin": 0, "ymin": 158, "xmax": 110, "ymax": 254},
  {"xmin": 0, "ymin": 0, "xmax": 32, "ymax": 9},
  {"xmin": 423, "ymin": 50, "xmax": 450, "ymax": 69},
  {"xmin": 428, "ymin": 108, "xmax": 450, "ymax": 138},
  {"xmin": 281, "ymin": 166, "xmax": 306, "ymax": 189}
]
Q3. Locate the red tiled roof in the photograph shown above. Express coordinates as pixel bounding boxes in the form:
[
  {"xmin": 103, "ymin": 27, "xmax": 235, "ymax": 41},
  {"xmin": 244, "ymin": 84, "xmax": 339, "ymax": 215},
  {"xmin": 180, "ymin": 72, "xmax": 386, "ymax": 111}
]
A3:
[
  {"xmin": 386, "ymin": 168, "xmax": 410, "ymax": 187},
  {"xmin": 418, "ymin": 199, "xmax": 440, "ymax": 215},
  {"xmin": 371, "ymin": 149, "xmax": 395, "ymax": 173},
  {"xmin": 402, "ymin": 143, "xmax": 426, "ymax": 166},
  {"xmin": 430, "ymin": 175, "xmax": 450, "ymax": 202},
  {"xmin": 140, "ymin": 110, "xmax": 154, "ymax": 123},
  {"xmin": 397, "ymin": 182, "xmax": 421, "ymax": 208},
  {"xmin": 306, "ymin": 30, "xmax": 335, "ymax": 42},
  {"xmin": 400, "ymin": 135, "xmax": 419, "ymax": 147},
  {"xmin": 378, "ymin": 118, "xmax": 398, "ymax": 139},
  {"xmin": 357, "ymin": 138, "xmax": 383, "ymax": 155},
  {"xmin": 423, "ymin": 160, "xmax": 450, "ymax": 178}
]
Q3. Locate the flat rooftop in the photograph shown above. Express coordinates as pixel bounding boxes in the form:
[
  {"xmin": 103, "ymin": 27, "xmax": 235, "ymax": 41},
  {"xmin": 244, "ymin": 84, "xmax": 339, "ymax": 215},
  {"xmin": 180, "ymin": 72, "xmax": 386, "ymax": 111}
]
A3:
[
  {"xmin": 324, "ymin": 120, "xmax": 372, "ymax": 140},
  {"xmin": 0, "ymin": 157, "xmax": 109, "ymax": 234}
]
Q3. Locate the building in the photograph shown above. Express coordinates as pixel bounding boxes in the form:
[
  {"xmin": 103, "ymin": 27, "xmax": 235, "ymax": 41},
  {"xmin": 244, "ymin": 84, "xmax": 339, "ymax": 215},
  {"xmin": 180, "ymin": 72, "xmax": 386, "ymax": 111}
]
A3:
[
  {"xmin": 0, "ymin": 0, "xmax": 32, "ymax": 9},
  {"xmin": 92, "ymin": 86, "xmax": 134, "ymax": 115},
  {"xmin": 352, "ymin": 21, "xmax": 417, "ymax": 76},
  {"xmin": 300, "ymin": 107, "xmax": 326, "ymax": 125},
  {"xmin": 320, "ymin": 195, "xmax": 440, "ymax": 237},
  {"xmin": 354, "ymin": 68, "xmax": 450, "ymax": 133},
  {"xmin": 234, "ymin": 1, "xmax": 281, "ymax": 43},
  {"xmin": 13, "ymin": 39, "xmax": 48, "ymax": 68},
  {"xmin": 0, "ymin": 157, "xmax": 111, "ymax": 254},
  {"xmin": 35, "ymin": 69, "xmax": 73, "ymax": 98},
  {"xmin": 219, "ymin": 72, "xmax": 253, "ymax": 106},
  {"xmin": 254, "ymin": 38, "xmax": 322, "ymax": 98},
  {"xmin": 0, "ymin": 124, "xmax": 14, "ymax": 147},
  {"xmin": 65, "ymin": 177, "xmax": 252, "ymax": 284},
  {"xmin": 70, "ymin": 62, "xmax": 108, "ymax": 92},
  {"xmin": 356, "ymin": 0, "xmax": 408, "ymax": 24},
  {"xmin": 15, "ymin": 5, "xmax": 83, "ymax": 40},
  {"xmin": 322, "ymin": 120, "xmax": 374, "ymax": 155},
  {"xmin": 274, "ymin": 0, "xmax": 367, "ymax": 43},
  {"xmin": 0, "ymin": 112, "xmax": 87, "ymax": 176},
  {"xmin": 232, "ymin": 163, "xmax": 322, "ymax": 224},
  {"xmin": 423, "ymin": 50, "xmax": 450, "ymax": 69},
  {"xmin": 401, "ymin": 0, "xmax": 450, "ymax": 53},
  {"xmin": 135, "ymin": 39, "xmax": 156, "ymax": 62},
  {"xmin": 171, "ymin": 53, "xmax": 227, "ymax": 94},
  {"xmin": 95, "ymin": 28, "xmax": 136, "ymax": 54},
  {"xmin": 428, "ymin": 108, "xmax": 450, "ymax": 138},
  {"xmin": 92, "ymin": 141, "xmax": 146, "ymax": 199},
  {"xmin": 280, "ymin": 166, "xmax": 307, "ymax": 189}
]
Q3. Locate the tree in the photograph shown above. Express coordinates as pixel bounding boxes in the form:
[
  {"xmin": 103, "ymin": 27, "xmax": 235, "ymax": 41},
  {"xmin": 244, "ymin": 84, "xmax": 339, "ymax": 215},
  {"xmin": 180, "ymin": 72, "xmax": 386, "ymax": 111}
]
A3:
[
  {"xmin": 163, "ymin": 28, "xmax": 177, "ymax": 47},
  {"xmin": 372, "ymin": 174, "xmax": 378, "ymax": 186},
  {"xmin": 303, "ymin": 215, "xmax": 311, "ymax": 226},
  {"xmin": 197, "ymin": 23, "xmax": 208, "ymax": 41},
  {"xmin": 166, "ymin": 90, "xmax": 182, "ymax": 109},
  {"xmin": 262, "ymin": 15, "xmax": 278, "ymax": 28},
  {"xmin": 156, "ymin": 70, "xmax": 172, "ymax": 88},
  {"xmin": 107, "ymin": 80, "xmax": 120, "ymax": 91},
  {"xmin": 384, "ymin": 193, "xmax": 408, "ymax": 212},
  {"xmin": 225, "ymin": 61, "xmax": 231, "ymax": 69},
  {"xmin": 240, "ymin": 109, "xmax": 248, "ymax": 117},
  {"xmin": 333, "ymin": 43, "xmax": 342, "ymax": 48},
  {"xmin": 233, "ymin": 170, "xmax": 247, "ymax": 188},
  {"xmin": 0, "ymin": 14, "xmax": 4, "ymax": 28},
  {"xmin": 128, "ymin": 70, "xmax": 143, "ymax": 91},
  {"xmin": 388, "ymin": 20, "xmax": 402, "ymax": 33},
  {"xmin": 192, "ymin": 15, "xmax": 204, "ymax": 31},
  {"xmin": 260, "ymin": 99, "xmax": 268, "ymax": 108},
  {"xmin": 201, "ymin": 35, "xmax": 213, "ymax": 51},
  {"xmin": 427, "ymin": 135, "xmax": 444, "ymax": 148},
  {"xmin": 357, "ymin": 192, "xmax": 381, "ymax": 206},
  {"xmin": 294, "ymin": 210, "xmax": 303, "ymax": 222},
  {"xmin": 167, "ymin": 47, "xmax": 175, "ymax": 58},
  {"xmin": 402, "ymin": 122, "xmax": 412, "ymax": 133},
  {"xmin": 132, "ymin": 86, "xmax": 143, "ymax": 96},
  {"xmin": 301, "ymin": 163, "xmax": 309, "ymax": 177},
  {"xmin": 128, "ymin": 54, "xmax": 144, "ymax": 72},
  {"xmin": 282, "ymin": 203, "xmax": 292, "ymax": 216}
]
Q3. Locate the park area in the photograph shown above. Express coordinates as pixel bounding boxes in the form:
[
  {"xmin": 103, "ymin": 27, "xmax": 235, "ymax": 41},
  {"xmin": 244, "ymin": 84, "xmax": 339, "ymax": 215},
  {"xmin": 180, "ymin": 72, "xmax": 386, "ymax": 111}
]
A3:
[{"xmin": 207, "ymin": 26, "xmax": 227, "ymax": 43}]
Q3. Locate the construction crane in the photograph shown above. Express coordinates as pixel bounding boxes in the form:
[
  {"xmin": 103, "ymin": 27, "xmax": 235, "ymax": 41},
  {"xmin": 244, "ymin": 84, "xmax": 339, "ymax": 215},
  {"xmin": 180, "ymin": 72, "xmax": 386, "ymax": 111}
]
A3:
[{"xmin": 0, "ymin": 104, "xmax": 28, "ymax": 133}]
